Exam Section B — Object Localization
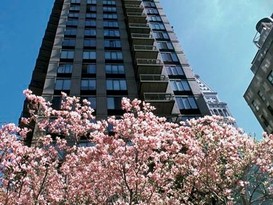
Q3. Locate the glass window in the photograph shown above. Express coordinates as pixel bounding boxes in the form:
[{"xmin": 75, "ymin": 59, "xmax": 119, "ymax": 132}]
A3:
[
  {"xmin": 81, "ymin": 79, "xmax": 96, "ymax": 90},
  {"xmin": 170, "ymin": 80, "xmax": 191, "ymax": 91},
  {"xmin": 57, "ymin": 64, "xmax": 73, "ymax": 73},
  {"xmin": 106, "ymin": 79, "xmax": 127, "ymax": 90},
  {"xmin": 143, "ymin": 2, "xmax": 156, "ymax": 8},
  {"xmin": 148, "ymin": 16, "xmax": 161, "ymax": 22},
  {"xmin": 161, "ymin": 52, "xmax": 179, "ymax": 63},
  {"xmin": 157, "ymin": 41, "xmax": 174, "ymax": 50},
  {"xmin": 82, "ymin": 64, "xmax": 96, "ymax": 74},
  {"xmin": 71, "ymin": 0, "xmax": 80, "ymax": 3},
  {"xmin": 85, "ymin": 97, "xmax": 96, "ymax": 109},
  {"xmin": 166, "ymin": 65, "xmax": 184, "ymax": 76},
  {"xmin": 104, "ymin": 29, "xmax": 120, "ymax": 37},
  {"xmin": 84, "ymin": 29, "xmax": 96, "ymax": 37},
  {"xmin": 62, "ymin": 38, "xmax": 76, "ymax": 47},
  {"xmin": 147, "ymin": 8, "xmax": 158, "ymax": 14},
  {"xmin": 85, "ymin": 20, "xmax": 96, "ymax": 27},
  {"xmin": 66, "ymin": 19, "xmax": 78, "ymax": 26},
  {"xmin": 84, "ymin": 39, "xmax": 96, "ymax": 47},
  {"xmin": 150, "ymin": 22, "xmax": 165, "ymax": 30},
  {"xmin": 87, "ymin": 0, "xmax": 96, "ymax": 4},
  {"xmin": 70, "ymin": 5, "xmax": 80, "ymax": 11},
  {"xmin": 68, "ymin": 12, "xmax": 79, "ymax": 18},
  {"xmin": 258, "ymin": 91, "xmax": 266, "ymax": 101},
  {"xmin": 105, "ymin": 64, "xmax": 125, "ymax": 74},
  {"xmin": 104, "ymin": 39, "xmax": 121, "ymax": 48},
  {"xmin": 64, "ymin": 27, "xmax": 77, "ymax": 36},
  {"xmin": 83, "ymin": 51, "xmax": 96, "ymax": 60},
  {"xmin": 252, "ymin": 100, "xmax": 259, "ymax": 111},
  {"xmin": 105, "ymin": 51, "xmax": 123, "ymax": 60},
  {"xmin": 153, "ymin": 31, "xmax": 169, "ymax": 40},
  {"xmin": 103, "ymin": 13, "xmax": 118, "ymax": 19},
  {"xmin": 60, "ymin": 50, "xmax": 74, "ymax": 59},
  {"xmin": 103, "ymin": 0, "xmax": 116, "ymax": 5},
  {"xmin": 103, "ymin": 7, "xmax": 117, "ymax": 12},
  {"xmin": 87, "ymin": 5, "xmax": 96, "ymax": 12},
  {"xmin": 176, "ymin": 97, "xmax": 198, "ymax": 110},
  {"xmin": 107, "ymin": 97, "xmax": 122, "ymax": 109},
  {"xmin": 103, "ymin": 21, "xmax": 118, "ymax": 28},
  {"xmin": 55, "ymin": 79, "xmax": 71, "ymax": 90},
  {"xmin": 86, "ymin": 13, "xmax": 96, "ymax": 19},
  {"xmin": 267, "ymin": 71, "xmax": 273, "ymax": 85}
]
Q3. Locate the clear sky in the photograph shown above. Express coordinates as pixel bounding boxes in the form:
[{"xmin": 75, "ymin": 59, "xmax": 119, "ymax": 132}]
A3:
[{"xmin": 0, "ymin": 0, "xmax": 272, "ymax": 138}]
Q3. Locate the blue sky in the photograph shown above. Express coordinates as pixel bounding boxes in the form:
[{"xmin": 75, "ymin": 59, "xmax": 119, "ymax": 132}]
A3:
[{"xmin": 0, "ymin": 0, "xmax": 272, "ymax": 138}]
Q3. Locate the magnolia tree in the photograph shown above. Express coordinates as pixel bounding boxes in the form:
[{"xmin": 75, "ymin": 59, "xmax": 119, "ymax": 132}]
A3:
[{"xmin": 0, "ymin": 90, "xmax": 273, "ymax": 204}]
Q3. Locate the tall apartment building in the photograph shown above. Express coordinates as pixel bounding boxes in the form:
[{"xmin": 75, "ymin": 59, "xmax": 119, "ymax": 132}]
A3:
[
  {"xmin": 244, "ymin": 14, "xmax": 273, "ymax": 134},
  {"xmin": 22, "ymin": 0, "xmax": 211, "ymax": 143}
]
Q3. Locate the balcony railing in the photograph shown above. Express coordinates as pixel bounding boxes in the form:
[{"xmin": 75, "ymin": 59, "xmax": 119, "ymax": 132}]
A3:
[
  {"xmin": 137, "ymin": 58, "xmax": 162, "ymax": 65},
  {"xmin": 144, "ymin": 93, "xmax": 174, "ymax": 101},
  {"xmin": 140, "ymin": 74, "xmax": 168, "ymax": 81}
]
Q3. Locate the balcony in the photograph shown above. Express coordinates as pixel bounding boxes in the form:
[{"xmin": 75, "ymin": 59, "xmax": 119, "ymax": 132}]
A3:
[
  {"xmin": 124, "ymin": 4, "xmax": 144, "ymax": 12},
  {"xmin": 129, "ymin": 23, "xmax": 150, "ymax": 34},
  {"xmin": 139, "ymin": 74, "xmax": 168, "ymax": 93},
  {"xmin": 136, "ymin": 58, "xmax": 163, "ymax": 74},
  {"xmin": 126, "ymin": 12, "xmax": 147, "ymax": 24},
  {"xmin": 143, "ymin": 93, "xmax": 174, "ymax": 114},
  {"xmin": 134, "ymin": 45, "xmax": 158, "ymax": 59},
  {"xmin": 122, "ymin": 0, "xmax": 141, "ymax": 6},
  {"xmin": 131, "ymin": 33, "xmax": 154, "ymax": 45}
]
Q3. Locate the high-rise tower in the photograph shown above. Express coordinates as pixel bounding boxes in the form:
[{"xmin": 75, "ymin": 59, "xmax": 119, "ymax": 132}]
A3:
[
  {"xmin": 22, "ymin": 0, "xmax": 211, "ymax": 143},
  {"xmin": 244, "ymin": 14, "xmax": 273, "ymax": 134}
]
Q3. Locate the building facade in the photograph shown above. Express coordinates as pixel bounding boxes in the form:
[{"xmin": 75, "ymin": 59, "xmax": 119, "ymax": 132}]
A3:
[
  {"xmin": 244, "ymin": 14, "xmax": 273, "ymax": 134},
  {"xmin": 22, "ymin": 0, "xmax": 212, "ymax": 143}
]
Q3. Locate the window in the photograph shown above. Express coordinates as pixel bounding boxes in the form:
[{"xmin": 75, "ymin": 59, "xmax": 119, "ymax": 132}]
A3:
[
  {"xmin": 268, "ymin": 105, "xmax": 273, "ymax": 115},
  {"xmin": 103, "ymin": 0, "xmax": 116, "ymax": 5},
  {"xmin": 84, "ymin": 39, "xmax": 96, "ymax": 47},
  {"xmin": 261, "ymin": 115, "xmax": 269, "ymax": 127},
  {"xmin": 103, "ymin": 21, "xmax": 118, "ymax": 28},
  {"xmin": 64, "ymin": 27, "xmax": 77, "ymax": 36},
  {"xmin": 52, "ymin": 96, "xmax": 62, "ymax": 110},
  {"xmin": 62, "ymin": 38, "xmax": 76, "ymax": 47},
  {"xmin": 55, "ymin": 79, "xmax": 71, "ymax": 90},
  {"xmin": 267, "ymin": 71, "xmax": 273, "ymax": 85},
  {"xmin": 85, "ymin": 97, "xmax": 96, "ymax": 109},
  {"xmin": 252, "ymin": 100, "xmax": 259, "ymax": 111},
  {"xmin": 105, "ymin": 64, "xmax": 125, "ymax": 74},
  {"xmin": 104, "ymin": 29, "xmax": 120, "ymax": 37},
  {"xmin": 104, "ymin": 39, "xmax": 121, "ymax": 48},
  {"xmin": 68, "ymin": 12, "xmax": 79, "ymax": 18},
  {"xmin": 157, "ymin": 41, "xmax": 174, "ymax": 50},
  {"xmin": 146, "ymin": 8, "xmax": 158, "ymax": 14},
  {"xmin": 107, "ymin": 97, "xmax": 122, "ymax": 109},
  {"xmin": 70, "ymin": 5, "xmax": 80, "ymax": 11},
  {"xmin": 166, "ymin": 65, "xmax": 184, "ymax": 76},
  {"xmin": 87, "ymin": 0, "xmax": 96, "ymax": 4},
  {"xmin": 150, "ymin": 23, "xmax": 165, "ymax": 30},
  {"xmin": 82, "ymin": 64, "xmax": 96, "ymax": 74},
  {"xmin": 258, "ymin": 91, "xmax": 266, "ymax": 101},
  {"xmin": 86, "ymin": 13, "xmax": 96, "ymax": 18},
  {"xmin": 176, "ymin": 97, "xmax": 198, "ymax": 110},
  {"xmin": 87, "ymin": 5, "xmax": 96, "ymax": 12},
  {"xmin": 148, "ymin": 16, "xmax": 161, "ymax": 22},
  {"xmin": 103, "ymin": 13, "xmax": 118, "ymax": 19},
  {"xmin": 103, "ymin": 7, "xmax": 117, "ymax": 13},
  {"xmin": 66, "ymin": 19, "xmax": 78, "ymax": 26},
  {"xmin": 143, "ymin": 2, "xmax": 156, "ymax": 8},
  {"xmin": 60, "ymin": 50, "xmax": 74, "ymax": 59},
  {"xmin": 153, "ymin": 31, "xmax": 169, "ymax": 39},
  {"xmin": 81, "ymin": 79, "xmax": 96, "ymax": 90},
  {"xmin": 84, "ymin": 29, "xmax": 96, "ymax": 36},
  {"xmin": 85, "ymin": 20, "xmax": 96, "ymax": 27},
  {"xmin": 57, "ymin": 64, "xmax": 73, "ymax": 73},
  {"xmin": 71, "ymin": 0, "xmax": 80, "ymax": 3},
  {"xmin": 161, "ymin": 52, "xmax": 179, "ymax": 63},
  {"xmin": 170, "ymin": 80, "xmax": 191, "ymax": 91},
  {"xmin": 105, "ymin": 51, "xmax": 123, "ymax": 60},
  {"xmin": 83, "ymin": 51, "xmax": 96, "ymax": 60},
  {"xmin": 106, "ymin": 79, "xmax": 127, "ymax": 90}
]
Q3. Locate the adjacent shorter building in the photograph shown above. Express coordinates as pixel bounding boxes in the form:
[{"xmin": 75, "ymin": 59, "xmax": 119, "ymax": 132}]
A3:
[
  {"xmin": 244, "ymin": 14, "xmax": 273, "ymax": 134},
  {"xmin": 195, "ymin": 75, "xmax": 235, "ymax": 123}
]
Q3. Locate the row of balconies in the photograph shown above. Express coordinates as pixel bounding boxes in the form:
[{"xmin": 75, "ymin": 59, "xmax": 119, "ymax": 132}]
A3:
[{"xmin": 122, "ymin": 0, "xmax": 174, "ymax": 114}]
